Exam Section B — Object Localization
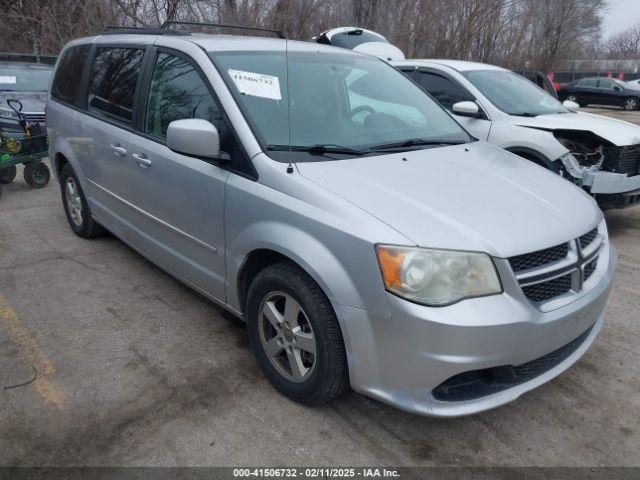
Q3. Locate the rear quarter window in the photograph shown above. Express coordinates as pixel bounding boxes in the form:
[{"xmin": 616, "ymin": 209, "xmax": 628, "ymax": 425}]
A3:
[{"xmin": 51, "ymin": 45, "xmax": 91, "ymax": 106}]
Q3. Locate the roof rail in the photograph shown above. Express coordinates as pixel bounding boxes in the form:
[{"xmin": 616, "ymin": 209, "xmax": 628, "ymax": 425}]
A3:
[
  {"xmin": 102, "ymin": 26, "xmax": 190, "ymax": 36},
  {"xmin": 161, "ymin": 21, "xmax": 285, "ymax": 39},
  {"xmin": 0, "ymin": 53, "xmax": 57, "ymax": 65}
]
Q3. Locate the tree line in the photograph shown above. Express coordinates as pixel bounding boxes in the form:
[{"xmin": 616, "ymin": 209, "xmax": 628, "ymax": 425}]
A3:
[{"xmin": 1, "ymin": 0, "xmax": 635, "ymax": 72}]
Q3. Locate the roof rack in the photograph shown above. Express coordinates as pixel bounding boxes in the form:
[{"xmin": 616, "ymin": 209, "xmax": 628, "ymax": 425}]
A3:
[
  {"xmin": 102, "ymin": 26, "xmax": 190, "ymax": 36},
  {"xmin": 161, "ymin": 21, "xmax": 285, "ymax": 39}
]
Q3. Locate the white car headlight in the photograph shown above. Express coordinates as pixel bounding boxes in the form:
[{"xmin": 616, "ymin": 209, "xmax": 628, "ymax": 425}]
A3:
[
  {"xmin": 0, "ymin": 107, "xmax": 19, "ymax": 121},
  {"xmin": 376, "ymin": 245, "xmax": 502, "ymax": 306}
]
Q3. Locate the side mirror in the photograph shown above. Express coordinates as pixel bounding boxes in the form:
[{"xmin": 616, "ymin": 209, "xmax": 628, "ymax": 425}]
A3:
[
  {"xmin": 614, "ymin": 86, "xmax": 622, "ymax": 92},
  {"xmin": 562, "ymin": 100, "xmax": 580, "ymax": 111},
  {"xmin": 452, "ymin": 101, "xmax": 481, "ymax": 118},
  {"xmin": 167, "ymin": 119, "xmax": 222, "ymax": 160}
]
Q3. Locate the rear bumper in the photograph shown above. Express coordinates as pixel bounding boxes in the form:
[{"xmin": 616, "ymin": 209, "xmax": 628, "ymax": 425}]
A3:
[{"xmin": 336, "ymin": 245, "xmax": 617, "ymax": 417}]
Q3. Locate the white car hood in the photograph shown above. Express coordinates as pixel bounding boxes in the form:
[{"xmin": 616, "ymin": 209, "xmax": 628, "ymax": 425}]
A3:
[
  {"xmin": 297, "ymin": 142, "xmax": 601, "ymax": 258},
  {"xmin": 512, "ymin": 111, "xmax": 640, "ymax": 146}
]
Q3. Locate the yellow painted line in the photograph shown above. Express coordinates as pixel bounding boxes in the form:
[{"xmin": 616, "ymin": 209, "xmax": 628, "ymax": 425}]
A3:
[{"xmin": 0, "ymin": 294, "xmax": 69, "ymax": 409}]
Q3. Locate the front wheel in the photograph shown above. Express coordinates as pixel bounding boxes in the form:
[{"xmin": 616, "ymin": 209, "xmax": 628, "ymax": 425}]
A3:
[
  {"xmin": 0, "ymin": 165, "xmax": 17, "ymax": 184},
  {"xmin": 623, "ymin": 97, "xmax": 639, "ymax": 111},
  {"xmin": 566, "ymin": 95, "xmax": 585, "ymax": 107},
  {"xmin": 246, "ymin": 262, "xmax": 349, "ymax": 406}
]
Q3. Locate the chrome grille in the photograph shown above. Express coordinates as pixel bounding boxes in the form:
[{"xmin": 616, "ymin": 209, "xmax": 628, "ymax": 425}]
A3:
[
  {"xmin": 579, "ymin": 228, "xmax": 598, "ymax": 249},
  {"xmin": 522, "ymin": 274, "xmax": 572, "ymax": 302},
  {"xmin": 509, "ymin": 226, "xmax": 603, "ymax": 306},
  {"xmin": 584, "ymin": 257, "xmax": 598, "ymax": 281},
  {"xmin": 23, "ymin": 112, "xmax": 46, "ymax": 124},
  {"xmin": 508, "ymin": 243, "xmax": 568, "ymax": 273},
  {"xmin": 603, "ymin": 144, "xmax": 640, "ymax": 176}
]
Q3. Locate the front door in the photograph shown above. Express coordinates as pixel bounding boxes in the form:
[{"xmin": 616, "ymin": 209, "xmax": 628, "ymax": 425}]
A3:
[
  {"xmin": 414, "ymin": 69, "xmax": 492, "ymax": 140},
  {"xmin": 125, "ymin": 50, "xmax": 230, "ymax": 300}
]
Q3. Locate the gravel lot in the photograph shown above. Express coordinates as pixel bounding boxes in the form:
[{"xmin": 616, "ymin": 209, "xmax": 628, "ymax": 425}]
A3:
[{"xmin": 0, "ymin": 108, "xmax": 639, "ymax": 467}]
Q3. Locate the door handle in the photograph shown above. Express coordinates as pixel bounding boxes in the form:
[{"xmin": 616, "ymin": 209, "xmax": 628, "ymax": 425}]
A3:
[
  {"xmin": 110, "ymin": 144, "xmax": 127, "ymax": 157},
  {"xmin": 132, "ymin": 153, "xmax": 152, "ymax": 168}
]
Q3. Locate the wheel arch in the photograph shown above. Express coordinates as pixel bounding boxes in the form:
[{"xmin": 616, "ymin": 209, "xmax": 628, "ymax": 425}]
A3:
[
  {"xmin": 228, "ymin": 223, "xmax": 388, "ymax": 318},
  {"xmin": 50, "ymin": 136, "xmax": 88, "ymax": 190},
  {"xmin": 506, "ymin": 146, "xmax": 559, "ymax": 172}
]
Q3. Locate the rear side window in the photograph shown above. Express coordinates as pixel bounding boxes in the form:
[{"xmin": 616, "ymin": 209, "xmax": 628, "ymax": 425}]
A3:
[
  {"xmin": 51, "ymin": 45, "xmax": 90, "ymax": 106},
  {"xmin": 579, "ymin": 79, "xmax": 598, "ymax": 88},
  {"xmin": 144, "ymin": 52, "xmax": 222, "ymax": 139},
  {"xmin": 87, "ymin": 47, "xmax": 144, "ymax": 124},
  {"xmin": 416, "ymin": 72, "xmax": 473, "ymax": 110}
]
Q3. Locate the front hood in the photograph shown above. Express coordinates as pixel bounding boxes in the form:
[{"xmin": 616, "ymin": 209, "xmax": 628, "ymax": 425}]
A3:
[
  {"xmin": 0, "ymin": 91, "xmax": 46, "ymax": 113},
  {"xmin": 512, "ymin": 111, "xmax": 640, "ymax": 146},
  {"xmin": 297, "ymin": 142, "xmax": 601, "ymax": 258}
]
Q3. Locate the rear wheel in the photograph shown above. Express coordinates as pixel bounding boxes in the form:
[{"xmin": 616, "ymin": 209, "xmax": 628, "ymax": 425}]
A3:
[
  {"xmin": 623, "ymin": 97, "xmax": 639, "ymax": 111},
  {"xmin": 0, "ymin": 165, "xmax": 17, "ymax": 184},
  {"xmin": 246, "ymin": 262, "xmax": 349, "ymax": 405},
  {"xmin": 23, "ymin": 161, "xmax": 50, "ymax": 188},
  {"xmin": 60, "ymin": 163, "xmax": 105, "ymax": 238}
]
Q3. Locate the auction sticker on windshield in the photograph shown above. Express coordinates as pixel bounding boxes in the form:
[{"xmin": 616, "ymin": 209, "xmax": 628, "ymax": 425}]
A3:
[
  {"xmin": 228, "ymin": 69, "xmax": 282, "ymax": 100},
  {"xmin": 0, "ymin": 76, "xmax": 17, "ymax": 84}
]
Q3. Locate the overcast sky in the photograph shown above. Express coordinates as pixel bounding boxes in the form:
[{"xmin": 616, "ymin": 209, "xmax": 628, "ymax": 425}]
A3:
[{"xmin": 602, "ymin": 0, "xmax": 640, "ymax": 38}]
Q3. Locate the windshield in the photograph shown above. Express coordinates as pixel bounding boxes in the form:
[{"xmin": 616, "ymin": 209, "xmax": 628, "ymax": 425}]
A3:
[
  {"xmin": 0, "ymin": 66, "xmax": 52, "ymax": 91},
  {"xmin": 464, "ymin": 70, "xmax": 567, "ymax": 116},
  {"xmin": 211, "ymin": 50, "xmax": 471, "ymax": 160}
]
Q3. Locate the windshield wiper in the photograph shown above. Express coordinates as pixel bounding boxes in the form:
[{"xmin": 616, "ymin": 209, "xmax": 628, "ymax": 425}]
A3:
[
  {"xmin": 366, "ymin": 138, "xmax": 465, "ymax": 151},
  {"xmin": 267, "ymin": 144, "xmax": 365, "ymax": 156},
  {"xmin": 510, "ymin": 112, "xmax": 539, "ymax": 117}
]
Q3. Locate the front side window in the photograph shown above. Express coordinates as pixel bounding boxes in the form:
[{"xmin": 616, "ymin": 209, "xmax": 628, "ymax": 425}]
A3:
[
  {"xmin": 416, "ymin": 72, "xmax": 473, "ymax": 110},
  {"xmin": 87, "ymin": 47, "xmax": 144, "ymax": 123},
  {"xmin": 144, "ymin": 53, "xmax": 222, "ymax": 139},
  {"xmin": 598, "ymin": 79, "xmax": 617, "ymax": 90},
  {"xmin": 464, "ymin": 70, "xmax": 567, "ymax": 116},
  {"xmin": 212, "ymin": 50, "xmax": 470, "ymax": 161},
  {"xmin": 51, "ymin": 45, "xmax": 90, "ymax": 105}
]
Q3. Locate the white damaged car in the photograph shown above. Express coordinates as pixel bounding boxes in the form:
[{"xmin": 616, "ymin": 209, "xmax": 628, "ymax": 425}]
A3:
[{"xmin": 394, "ymin": 60, "xmax": 640, "ymax": 209}]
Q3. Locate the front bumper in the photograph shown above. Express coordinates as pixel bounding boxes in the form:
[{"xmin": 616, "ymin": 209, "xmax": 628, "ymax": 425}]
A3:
[
  {"xmin": 336, "ymin": 245, "xmax": 617, "ymax": 417},
  {"xmin": 586, "ymin": 170, "xmax": 640, "ymax": 195}
]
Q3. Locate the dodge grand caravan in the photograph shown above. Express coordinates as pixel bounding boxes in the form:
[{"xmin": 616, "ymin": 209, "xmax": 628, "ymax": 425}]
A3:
[{"xmin": 47, "ymin": 27, "xmax": 616, "ymax": 417}]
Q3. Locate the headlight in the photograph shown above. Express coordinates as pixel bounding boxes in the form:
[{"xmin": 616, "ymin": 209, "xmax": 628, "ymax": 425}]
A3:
[
  {"xmin": 0, "ymin": 107, "xmax": 19, "ymax": 121},
  {"xmin": 375, "ymin": 245, "xmax": 502, "ymax": 306}
]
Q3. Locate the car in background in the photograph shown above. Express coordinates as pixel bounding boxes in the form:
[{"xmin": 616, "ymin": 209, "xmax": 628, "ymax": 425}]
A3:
[
  {"xmin": 394, "ymin": 60, "xmax": 640, "ymax": 209},
  {"xmin": 312, "ymin": 26, "xmax": 405, "ymax": 61},
  {"xmin": 0, "ymin": 54, "xmax": 54, "ymax": 133},
  {"xmin": 557, "ymin": 77, "xmax": 640, "ymax": 111}
]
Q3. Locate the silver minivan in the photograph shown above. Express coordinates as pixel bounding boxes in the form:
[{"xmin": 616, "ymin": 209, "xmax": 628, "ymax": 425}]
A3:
[{"xmin": 47, "ymin": 27, "xmax": 616, "ymax": 417}]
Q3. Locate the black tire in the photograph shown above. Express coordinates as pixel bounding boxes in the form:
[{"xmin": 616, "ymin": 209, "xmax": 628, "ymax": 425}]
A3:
[
  {"xmin": 246, "ymin": 261, "xmax": 349, "ymax": 406},
  {"xmin": 60, "ymin": 163, "xmax": 105, "ymax": 238},
  {"xmin": 23, "ymin": 161, "xmax": 50, "ymax": 188},
  {"xmin": 623, "ymin": 97, "xmax": 639, "ymax": 111},
  {"xmin": 0, "ymin": 165, "xmax": 17, "ymax": 184}
]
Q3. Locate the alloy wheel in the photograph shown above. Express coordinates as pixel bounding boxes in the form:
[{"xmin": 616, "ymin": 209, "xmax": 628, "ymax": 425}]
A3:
[
  {"xmin": 624, "ymin": 98, "xmax": 638, "ymax": 111},
  {"xmin": 65, "ymin": 177, "xmax": 84, "ymax": 227},
  {"xmin": 258, "ymin": 291, "xmax": 317, "ymax": 383}
]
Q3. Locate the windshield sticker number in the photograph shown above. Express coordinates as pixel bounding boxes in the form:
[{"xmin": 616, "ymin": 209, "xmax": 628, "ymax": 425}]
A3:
[
  {"xmin": 228, "ymin": 69, "xmax": 281, "ymax": 100},
  {"xmin": 0, "ymin": 76, "xmax": 17, "ymax": 84}
]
